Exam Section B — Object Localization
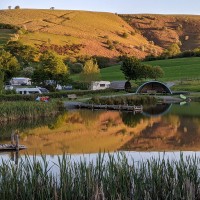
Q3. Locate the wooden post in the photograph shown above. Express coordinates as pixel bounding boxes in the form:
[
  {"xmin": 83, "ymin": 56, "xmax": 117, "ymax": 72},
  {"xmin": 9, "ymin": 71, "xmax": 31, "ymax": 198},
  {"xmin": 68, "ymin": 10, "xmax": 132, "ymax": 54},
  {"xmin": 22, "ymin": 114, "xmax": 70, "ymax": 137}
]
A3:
[
  {"xmin": 11, "ymin": 131, "xmax": 15, "ymax": 145},
  {"xmin": 15, "ymin": 134, "xmax": 19, "ymax": 151}
]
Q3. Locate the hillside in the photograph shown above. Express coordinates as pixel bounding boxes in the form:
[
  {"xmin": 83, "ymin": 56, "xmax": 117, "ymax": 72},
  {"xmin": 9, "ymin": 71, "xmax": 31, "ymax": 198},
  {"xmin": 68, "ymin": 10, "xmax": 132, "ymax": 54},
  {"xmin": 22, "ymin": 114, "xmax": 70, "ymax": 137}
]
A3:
[
  {"xmin": 0, "ymin": 9, "xmax": 161, "ymax": 60},
  {"xmin": 120, "ymin": 14, "xmax": 200, "ymax": 51}
]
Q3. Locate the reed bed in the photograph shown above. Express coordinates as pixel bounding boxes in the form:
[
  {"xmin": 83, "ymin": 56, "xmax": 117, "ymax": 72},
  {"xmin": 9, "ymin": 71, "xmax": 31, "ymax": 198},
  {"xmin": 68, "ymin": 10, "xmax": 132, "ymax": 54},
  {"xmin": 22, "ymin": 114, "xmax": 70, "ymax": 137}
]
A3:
[
  {"xmin": 89, "ymin": 95, "xmax": 157, "ymax": 106},
  {"xmin": 0, "ymin": 101, "xmax": 64, "ymax": 123},
  {"xmin": 1, "ymin": 153, "xmax": 200, "ymax": 199}
]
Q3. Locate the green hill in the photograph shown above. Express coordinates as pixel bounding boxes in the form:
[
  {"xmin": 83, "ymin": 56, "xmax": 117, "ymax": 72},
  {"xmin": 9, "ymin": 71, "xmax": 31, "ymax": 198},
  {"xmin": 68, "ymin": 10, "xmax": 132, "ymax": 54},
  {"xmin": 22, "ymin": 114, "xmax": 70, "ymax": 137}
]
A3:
[{"xmin": 100, "ymin": 57, "xmax": 200, "ymax": 81}]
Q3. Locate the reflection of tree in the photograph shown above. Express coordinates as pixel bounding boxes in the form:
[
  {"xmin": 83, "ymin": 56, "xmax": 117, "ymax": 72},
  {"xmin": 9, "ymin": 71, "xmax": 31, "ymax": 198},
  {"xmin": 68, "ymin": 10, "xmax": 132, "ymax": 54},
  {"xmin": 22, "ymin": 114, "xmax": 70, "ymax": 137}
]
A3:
[
  {"xmin": 48, "ymin": 112, "xmax": 69, "ymax": 129},
  {"xmin": 163, "ymin": 115, "xmax": 180, "ymax": 128},
  {"xmin": 78, "ymin": 110, "xmax": 102, "ymax": 126},
  {"xmin": 0, "ymin": 115, "xmax": 60, "ymax": 141},
  {"xmin": 121, "ymin": 112, "xmax": 145, "ymax": 128}
]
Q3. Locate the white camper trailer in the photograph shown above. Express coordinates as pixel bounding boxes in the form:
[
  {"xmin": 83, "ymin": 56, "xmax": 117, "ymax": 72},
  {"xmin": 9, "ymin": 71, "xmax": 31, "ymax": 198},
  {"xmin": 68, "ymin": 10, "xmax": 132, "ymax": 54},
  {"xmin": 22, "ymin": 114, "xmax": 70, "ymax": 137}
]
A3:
[
  {"xmin": 10, "ymin": 77, "xmax": 31, "ymax": 86},
  {"xmin": 16, "ymin": 87, "xmax": 42, "ymax": 95},
  {"xmin": 90, "ymin": 81, "xmax": 110, "ymax": 91}
]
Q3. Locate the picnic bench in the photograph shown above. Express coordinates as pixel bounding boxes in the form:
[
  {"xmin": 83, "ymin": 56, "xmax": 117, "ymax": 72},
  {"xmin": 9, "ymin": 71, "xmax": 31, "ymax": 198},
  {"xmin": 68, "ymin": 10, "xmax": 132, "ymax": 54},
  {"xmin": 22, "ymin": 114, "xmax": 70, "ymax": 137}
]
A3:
[{"xmin": 67, "ymin": 94, "xmax": 77, "ymax": 100}]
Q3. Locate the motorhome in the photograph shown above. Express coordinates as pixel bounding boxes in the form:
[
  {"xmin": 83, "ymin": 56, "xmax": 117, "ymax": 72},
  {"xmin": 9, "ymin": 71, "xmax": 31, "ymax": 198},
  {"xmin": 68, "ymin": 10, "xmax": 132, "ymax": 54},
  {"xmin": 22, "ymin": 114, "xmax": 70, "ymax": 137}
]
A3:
[
  {"xmin": 16, "ymin": 88, "xmax": 42, "ymax": 95},
  {"xmin": 10, "ymin": 77, "xmax": 31, "ymax": 86},
  {"xmin": 90, "ymin": 81, "xmax": 110, "ymax": 90}
]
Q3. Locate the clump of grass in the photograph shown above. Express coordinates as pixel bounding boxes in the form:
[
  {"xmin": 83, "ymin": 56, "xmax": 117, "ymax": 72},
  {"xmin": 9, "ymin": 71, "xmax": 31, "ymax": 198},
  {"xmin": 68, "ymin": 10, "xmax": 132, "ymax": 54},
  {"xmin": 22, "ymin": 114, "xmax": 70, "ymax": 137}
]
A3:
[
  {"xmin": 0, "ymin": 153, "xmax": 200, "ymax": 199},
  {"xmin": 0, "ymin": 101, "xmax": 64, "ymax": 122}
]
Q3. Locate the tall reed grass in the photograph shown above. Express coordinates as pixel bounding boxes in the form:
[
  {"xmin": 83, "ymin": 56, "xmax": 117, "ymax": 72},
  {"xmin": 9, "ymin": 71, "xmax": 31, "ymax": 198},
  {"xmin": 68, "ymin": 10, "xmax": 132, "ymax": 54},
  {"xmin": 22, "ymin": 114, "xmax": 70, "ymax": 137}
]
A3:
[
  {"xmin": 0, "ymin": 153, "xmax": 200, "ymax": 199},
  {"xmin": 0, "ymin": 101, "xmax": 64, "ymax": 123}
]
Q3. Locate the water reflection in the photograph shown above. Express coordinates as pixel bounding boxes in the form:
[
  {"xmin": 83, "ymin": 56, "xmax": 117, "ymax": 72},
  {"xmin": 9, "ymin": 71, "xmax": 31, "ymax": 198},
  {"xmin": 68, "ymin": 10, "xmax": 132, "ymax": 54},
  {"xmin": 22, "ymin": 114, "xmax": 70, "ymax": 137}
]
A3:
[{"xmin": 0, "ymin": 102, "xmax": 200, "ymax": 154}]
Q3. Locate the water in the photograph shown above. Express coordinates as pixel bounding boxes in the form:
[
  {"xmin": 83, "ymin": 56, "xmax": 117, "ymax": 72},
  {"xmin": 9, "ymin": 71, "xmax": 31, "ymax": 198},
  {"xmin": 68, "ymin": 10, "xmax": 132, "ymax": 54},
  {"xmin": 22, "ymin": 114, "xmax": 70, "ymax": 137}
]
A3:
[{"xmin": 1, "ymin": 102, "xmax": 200, "ymax": 163}]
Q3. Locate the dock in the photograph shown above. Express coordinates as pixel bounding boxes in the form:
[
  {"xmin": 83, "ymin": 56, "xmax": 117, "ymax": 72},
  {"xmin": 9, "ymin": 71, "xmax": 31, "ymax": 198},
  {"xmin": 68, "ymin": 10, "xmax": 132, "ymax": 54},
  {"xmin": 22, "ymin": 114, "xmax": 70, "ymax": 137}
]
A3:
[
  {"xmin": 75, "ymin": 103, "xmax": 143, "ymax": 112},
  {"xmin": 0, "ymin": 144, "xmax": 27, "ymax": 151},
  {"xmin": 0, "ymin": 132, "xmax": 27, "ymax": 152}
]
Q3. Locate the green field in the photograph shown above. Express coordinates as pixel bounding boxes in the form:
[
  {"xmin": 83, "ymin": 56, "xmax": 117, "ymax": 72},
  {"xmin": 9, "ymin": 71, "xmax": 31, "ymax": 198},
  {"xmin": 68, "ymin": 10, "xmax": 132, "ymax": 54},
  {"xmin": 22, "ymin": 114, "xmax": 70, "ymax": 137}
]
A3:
[{"xmin": 100, "ymin": 57, "xmax": 200, "ymax": 81}]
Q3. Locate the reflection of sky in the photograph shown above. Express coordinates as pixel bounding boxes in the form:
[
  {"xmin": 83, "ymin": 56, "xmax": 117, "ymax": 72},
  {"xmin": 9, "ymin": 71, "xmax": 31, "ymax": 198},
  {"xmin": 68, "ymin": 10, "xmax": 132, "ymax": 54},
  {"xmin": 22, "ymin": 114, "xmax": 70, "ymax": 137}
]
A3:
[{"xmin": 1, "ymin": 151, "xmax": 200, "ymax": 175}]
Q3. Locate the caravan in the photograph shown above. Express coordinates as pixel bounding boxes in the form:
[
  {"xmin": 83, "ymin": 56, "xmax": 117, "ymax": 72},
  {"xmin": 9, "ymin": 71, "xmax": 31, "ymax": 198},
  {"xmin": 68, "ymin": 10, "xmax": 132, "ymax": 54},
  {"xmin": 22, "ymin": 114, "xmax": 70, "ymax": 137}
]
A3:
[
  {"xmin": 16, "ymin": 88, "xmax": 42, "ymax": 95},
  {"xmin": 10, "ymin": 77, "xmax": 31, "ymax": 86},
  {"xmin": 90, "ymin": 81, "xmax": 110, "ymax": 90}
]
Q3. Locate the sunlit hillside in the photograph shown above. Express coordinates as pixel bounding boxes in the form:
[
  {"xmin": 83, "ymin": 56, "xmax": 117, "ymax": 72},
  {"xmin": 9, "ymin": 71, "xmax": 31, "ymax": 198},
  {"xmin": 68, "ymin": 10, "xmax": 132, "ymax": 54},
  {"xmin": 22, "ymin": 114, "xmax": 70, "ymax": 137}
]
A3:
[
  {"xmin": 0, "ymin": 9, "xmax": 161, "ymax": 59},
  {"xmin": 121, "ymin": 14, "xmax": 200, "ymax": 51}
]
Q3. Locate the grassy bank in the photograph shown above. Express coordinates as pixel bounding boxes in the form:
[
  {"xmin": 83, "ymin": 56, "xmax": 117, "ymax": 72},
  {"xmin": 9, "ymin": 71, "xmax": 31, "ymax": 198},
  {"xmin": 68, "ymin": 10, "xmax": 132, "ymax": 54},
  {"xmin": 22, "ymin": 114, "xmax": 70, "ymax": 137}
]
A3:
[
  {"xmin": 99, "ymin": 57, "xmax": 200, "ymax": 81},
  {"xmin": 0, "ymin": 101, "xmax": 64, "ymax": 122},
  {"xmin": 1, "ymin": 153, "xmax": 200, "ymax": 199},
  {"xmin": 89, "ymin": 95, "xmax": 157, "ymax": 105}
]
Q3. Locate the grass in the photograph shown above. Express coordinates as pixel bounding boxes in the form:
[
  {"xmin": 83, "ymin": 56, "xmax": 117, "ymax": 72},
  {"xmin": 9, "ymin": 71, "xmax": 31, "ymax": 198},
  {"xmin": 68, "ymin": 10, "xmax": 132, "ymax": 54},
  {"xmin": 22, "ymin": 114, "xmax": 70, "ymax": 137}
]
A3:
[
  {"xmin": 1, "ymin": 153, "xmax": 200, "ymax": 199},
  {"xmin": 0, "ymin": 101, "xmax": 64, "ymax": 122},
  {"xmin": 99, "ymin": 57, "xmax": 200, "ymax": 81}
]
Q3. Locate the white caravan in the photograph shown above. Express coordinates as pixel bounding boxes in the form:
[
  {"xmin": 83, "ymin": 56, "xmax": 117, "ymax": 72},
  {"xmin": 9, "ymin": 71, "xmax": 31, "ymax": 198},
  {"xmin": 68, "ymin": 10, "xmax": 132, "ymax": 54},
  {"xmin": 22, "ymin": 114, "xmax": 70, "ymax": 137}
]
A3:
[
  {"xmin": 16, "ymin": 88, "xmax": 42, "ymax": 95},
  {"xmin": 90, "ymin": 81, "xmax": 110, "ymax": 90},
  {"xmin": 10, "ymin": 77, "xmax": 31, "ymax": 86}
]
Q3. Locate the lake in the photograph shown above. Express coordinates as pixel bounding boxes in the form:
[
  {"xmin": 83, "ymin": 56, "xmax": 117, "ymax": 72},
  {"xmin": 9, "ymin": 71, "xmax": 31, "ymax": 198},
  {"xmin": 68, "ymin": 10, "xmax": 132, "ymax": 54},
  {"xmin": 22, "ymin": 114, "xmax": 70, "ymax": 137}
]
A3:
[{"xmin": 1, "ymin": 102, "xmax": 200, "ymax": 164}]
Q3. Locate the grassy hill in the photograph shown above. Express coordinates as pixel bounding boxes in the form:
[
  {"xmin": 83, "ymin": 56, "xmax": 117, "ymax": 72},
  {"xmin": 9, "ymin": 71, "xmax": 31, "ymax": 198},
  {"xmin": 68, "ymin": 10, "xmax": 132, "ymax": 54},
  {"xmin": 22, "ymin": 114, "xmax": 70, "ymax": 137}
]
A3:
[
  {"xmin": 120, "ymin": 14, "xmax": 200, "ymax": 51},
  {"xmin": 0, "ymin": 9, "xmax": 161, "ymax": 59},
  {"xmin": 99, "ymin": 57, "xmax": 200, "ymax": 81}
]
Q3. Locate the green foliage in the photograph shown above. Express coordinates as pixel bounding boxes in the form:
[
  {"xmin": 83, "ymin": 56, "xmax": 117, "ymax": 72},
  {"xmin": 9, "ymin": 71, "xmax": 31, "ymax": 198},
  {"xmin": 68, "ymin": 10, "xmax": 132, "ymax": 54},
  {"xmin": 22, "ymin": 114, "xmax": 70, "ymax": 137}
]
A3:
[
  {"xmin": 149, "ymin": 66, "xmax": 164, "ymax": 80},
  {"xmin": 80, "ymin": 59, "xmax": 100, "ymax": 83},
  {"xmin": 120, "ymin": 57, "xmax": 164, "ymax": 81},
  {"xmin": 120, "ymin": 56, "xmax": 142, "ymax": 81},
  {"xmin": 5, "ymin": 41, "xmax": 38, "ymax": 67},
  {"xmin": 93, "ymin": 56, "xmax": 110, "ymax": 68},
  {"xmin": 69, "ymin": 62, "xmax": 83, "ymax": 74},
  {"xmin": 0, "ymin": 49, "xmax": 20, "ymax": 81},
  {"xmin": 163, "ymin": 43, "xmax": 181, "ymax": 57},
  {"xmin": 39, "ymin": 50, "xmax": 69, "ymax": 85},
  {"xmin": 20, "ymin": 67, "xmax": 34, "ymax": 78}
]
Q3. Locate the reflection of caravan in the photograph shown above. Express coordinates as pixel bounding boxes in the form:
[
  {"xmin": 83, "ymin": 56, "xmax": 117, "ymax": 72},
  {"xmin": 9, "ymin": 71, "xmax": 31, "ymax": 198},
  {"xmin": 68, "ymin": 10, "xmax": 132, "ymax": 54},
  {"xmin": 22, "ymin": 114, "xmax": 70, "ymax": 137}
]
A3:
[
  {"xmin": 90, "ymin": 81, "xmax": 110, "ymax": 90},
  {"xmin": 10, "ymin": 77, "xmax": 31, "ymax": 86},
  {"xmin": 16, "ymin": 88, "xmax": 42, "ymax": 95}
]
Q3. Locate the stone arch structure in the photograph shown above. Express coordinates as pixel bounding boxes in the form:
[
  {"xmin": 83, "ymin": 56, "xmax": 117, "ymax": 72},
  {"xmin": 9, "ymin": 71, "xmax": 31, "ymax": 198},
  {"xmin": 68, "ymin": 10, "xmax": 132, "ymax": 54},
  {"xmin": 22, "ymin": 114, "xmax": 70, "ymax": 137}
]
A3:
[{"xmin": 136, "ymin": 81, "xmax": 172, "ymax": 94}]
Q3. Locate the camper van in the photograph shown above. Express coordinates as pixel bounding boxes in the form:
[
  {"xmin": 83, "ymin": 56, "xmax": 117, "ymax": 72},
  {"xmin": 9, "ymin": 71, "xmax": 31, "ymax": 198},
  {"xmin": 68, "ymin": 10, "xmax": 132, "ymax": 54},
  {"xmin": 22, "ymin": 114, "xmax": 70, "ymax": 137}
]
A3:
[
  {"xmin": 16, "ymin": 88, "xmax": 42, "ymax": 95},
  {"xmin": 10, "ymin": 77, "xmax": 31, "ymax": 86},
  {"xmin": 90, "ymin": 81, "xmax": 110, "ymax": 90}
]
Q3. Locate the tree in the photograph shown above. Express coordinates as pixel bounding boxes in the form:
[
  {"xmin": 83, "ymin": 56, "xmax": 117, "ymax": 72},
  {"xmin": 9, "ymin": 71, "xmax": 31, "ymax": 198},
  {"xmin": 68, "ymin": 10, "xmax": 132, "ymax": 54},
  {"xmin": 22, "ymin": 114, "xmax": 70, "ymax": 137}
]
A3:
[
  {"xmin": 163, "ymin": 43, "xmax": 181, "ymax": 57},
  {"xmin": 120, "ymin": 56, "xmax": 142, "ymax": 81},
  {"xmin": 39, "ymin": 51, "xmax": 69, "ymax": 84},
  {"xmin": 79, "ymin": 59, "xmax": 100, "ymax": 83},
  {"xmin": 149, "ymin": 66, "xmax": 164, "ymax": 80},
  {"xmin": 0, "ymin": 49, "xmax": 20, "ymax": 81},
  {"xmin": 5, "ymin": 41, "xmax": 38, "ymax": 68},
  {"xmin": 21, "ymin": 67, "xmax": 34, "ymax": 78},
  {"xmin": 15, "ymin": 5, "xmax": 20, "ymax": 9}
]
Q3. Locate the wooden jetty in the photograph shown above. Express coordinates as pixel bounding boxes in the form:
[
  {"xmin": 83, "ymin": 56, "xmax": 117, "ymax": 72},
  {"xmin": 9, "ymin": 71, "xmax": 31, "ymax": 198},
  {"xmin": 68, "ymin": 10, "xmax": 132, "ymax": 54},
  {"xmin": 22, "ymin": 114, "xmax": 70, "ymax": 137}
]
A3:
[
  {"xmin": 0, "ymin": 144, "xmax": 27, "ymax": 151},
  {"xmin": 76, "ymin": 103, "xmax": 143, "ymax": 112},
  {"xmin": 0, "ymin": 133, "xmax": 27, "ymax": 152}
]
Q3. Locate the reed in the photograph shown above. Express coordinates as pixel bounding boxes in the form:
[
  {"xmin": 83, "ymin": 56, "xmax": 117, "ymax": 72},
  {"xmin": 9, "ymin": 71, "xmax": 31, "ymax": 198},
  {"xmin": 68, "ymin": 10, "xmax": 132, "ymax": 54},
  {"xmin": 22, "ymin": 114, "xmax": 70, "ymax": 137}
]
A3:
[
  {"xmin": 0, "ymin": 101, "xmax": 64, "ymax": 123},
  {"xmin": 89, "ymin": 95, "xmax": 157, "ymax": 106},
  {"xmin": 0, "ymin": 153, "xmax": 200, "ymax": 199}
]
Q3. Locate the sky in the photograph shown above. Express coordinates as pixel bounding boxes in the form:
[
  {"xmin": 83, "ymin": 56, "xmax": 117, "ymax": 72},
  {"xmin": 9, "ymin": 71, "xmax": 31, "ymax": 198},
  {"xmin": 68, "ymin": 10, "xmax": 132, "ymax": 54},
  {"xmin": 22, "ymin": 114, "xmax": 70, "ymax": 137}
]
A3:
[{"xmin": 0, "ymin": 0, "xmax": 200, "ymax": 15}]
